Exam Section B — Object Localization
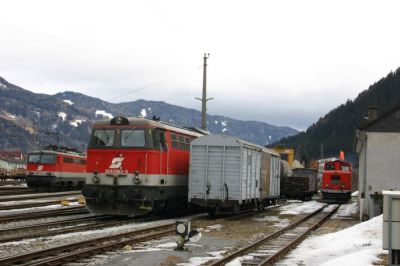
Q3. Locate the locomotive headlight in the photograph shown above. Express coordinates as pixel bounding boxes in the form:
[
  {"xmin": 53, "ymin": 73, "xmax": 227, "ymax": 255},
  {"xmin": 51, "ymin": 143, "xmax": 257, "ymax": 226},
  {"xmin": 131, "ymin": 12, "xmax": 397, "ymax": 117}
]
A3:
[{"xmin": 325, "ymin": 184, "xmax": 329, "ymax": 188}]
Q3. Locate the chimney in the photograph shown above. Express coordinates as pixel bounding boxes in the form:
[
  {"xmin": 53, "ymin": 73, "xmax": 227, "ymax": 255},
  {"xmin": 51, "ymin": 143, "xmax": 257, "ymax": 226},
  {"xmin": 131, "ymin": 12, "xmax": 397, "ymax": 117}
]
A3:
[{"xmin": 367, "ymin": 106, "xmax": 378, "ymax": 121}]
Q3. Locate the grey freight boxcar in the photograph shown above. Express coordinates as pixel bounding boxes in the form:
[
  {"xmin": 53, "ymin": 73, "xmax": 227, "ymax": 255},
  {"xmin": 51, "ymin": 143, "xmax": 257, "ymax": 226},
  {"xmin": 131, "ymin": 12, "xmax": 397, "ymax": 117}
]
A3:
[{"xmin": 188, "ymin": 135, "xmax": 280, "ymax": 213}]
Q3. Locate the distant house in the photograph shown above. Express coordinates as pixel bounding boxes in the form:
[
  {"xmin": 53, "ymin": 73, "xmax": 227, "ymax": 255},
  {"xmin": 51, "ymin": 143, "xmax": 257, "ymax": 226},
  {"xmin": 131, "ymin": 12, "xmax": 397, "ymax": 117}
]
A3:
[
  {"xmin": 0, "ymin": 157, "xmax": 26, "ymax": 170},
  {"xmin": 355, "ymin": 106, "xmax": 400, "ymax": 221},
  {"xmin": 0, "ymin": 150, "xmax": 23, "ymax": 160}
]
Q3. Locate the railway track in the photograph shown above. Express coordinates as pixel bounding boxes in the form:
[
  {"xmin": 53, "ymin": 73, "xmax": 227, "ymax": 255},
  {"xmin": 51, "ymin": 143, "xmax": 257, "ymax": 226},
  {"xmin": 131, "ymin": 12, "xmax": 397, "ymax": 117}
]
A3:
[
  {"xmin": 0, "ymin": 191, "xmax": 81, "ymax": 202},
  {"xmin": 0, "ymin": 206, "xmax": 89, "ymax": 223},
  {"xmin": 0, "ymin": 215, "xmax": 134, "ymax": 243},
  {"xmin": 0, "ymin": 181, "xmax": 26, "ymax": 187},
  {"xmin": 0, "ymin": 187, "xmax": 36, "ymax": 196},
  {"xmin": 0, "ymin": 221, "xmax": 177, "ymax": 266},
  {"xmin": 0, "ymin": 198, "xmax": 82, "ymax": 211},
  {"xmin": 209, "ymin": 204, "xmax": 340, "ymax": 266}
]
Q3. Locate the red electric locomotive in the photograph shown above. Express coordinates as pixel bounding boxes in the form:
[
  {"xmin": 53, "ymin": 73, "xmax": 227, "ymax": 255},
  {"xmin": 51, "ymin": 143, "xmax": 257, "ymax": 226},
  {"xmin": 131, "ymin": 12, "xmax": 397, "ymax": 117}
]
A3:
[
  {"xmin": 321, "ymin": 158, "xmax": 352, "ymax": 203},
  {"xmin": 26, "ymin": 145, "xmax": 87, "ymax": 191},
  {"xmin": 82, "ymin": 116, "xmax": 203, "ymax": 216}
]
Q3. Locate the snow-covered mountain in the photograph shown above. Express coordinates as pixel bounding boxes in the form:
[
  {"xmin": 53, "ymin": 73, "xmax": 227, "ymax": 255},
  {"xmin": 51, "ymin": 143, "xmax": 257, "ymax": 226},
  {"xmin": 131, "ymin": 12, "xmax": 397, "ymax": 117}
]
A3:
[{"xmin": 0, "ymin": 76, "xmax": 298, "ymax": 152}]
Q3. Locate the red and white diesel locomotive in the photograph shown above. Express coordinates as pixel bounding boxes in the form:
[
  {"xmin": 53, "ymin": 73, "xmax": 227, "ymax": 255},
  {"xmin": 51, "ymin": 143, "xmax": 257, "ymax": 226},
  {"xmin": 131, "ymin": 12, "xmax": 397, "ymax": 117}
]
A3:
[
  {"xmin": 321, "ymin": 157, "xmax": 352, "ymax": 203},
  {"xmin": 26, "ymin": 145, "xmax": 87, "ymax": 190},
  {"xmin": 82, "ymin": 116, "xmax": 203, "ymax": 216}
]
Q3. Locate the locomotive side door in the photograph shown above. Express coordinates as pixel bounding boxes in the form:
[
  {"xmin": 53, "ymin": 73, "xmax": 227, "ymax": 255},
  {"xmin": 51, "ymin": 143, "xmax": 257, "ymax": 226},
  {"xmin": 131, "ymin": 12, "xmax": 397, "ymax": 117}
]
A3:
[
  {"xmin": 58, "ymin": 155, "xmax": 63, "ymax": 181},
  {"xmin": 157, "ymin": 130, "xmax": 168, "ymax": 177}
]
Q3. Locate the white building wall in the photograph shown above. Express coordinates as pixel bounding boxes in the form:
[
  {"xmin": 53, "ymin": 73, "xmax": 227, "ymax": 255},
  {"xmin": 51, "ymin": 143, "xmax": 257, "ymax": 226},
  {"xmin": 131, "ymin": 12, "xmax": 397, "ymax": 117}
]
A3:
[
  {"xmin": 360, "ymin": 132, "xmax": 400, "ymax": 220},
  {"xmin": 358, "ymin": 139, "xmax": 367, "ymax": 221}
]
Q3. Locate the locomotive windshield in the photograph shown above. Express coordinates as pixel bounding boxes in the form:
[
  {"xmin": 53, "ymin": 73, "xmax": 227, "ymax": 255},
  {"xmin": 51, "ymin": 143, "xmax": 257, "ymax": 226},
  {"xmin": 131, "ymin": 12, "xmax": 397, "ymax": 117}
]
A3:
[
  {"xmin": 92, "ymin": 129, "xmax": 115, "ymax": 147},
  {"xmin": 121, "ymin": 129, "xmax": 145, "ymax": 147},
  {"xmin": 28, "ymin": 153, "xmax": 56, "ymax": 164}
]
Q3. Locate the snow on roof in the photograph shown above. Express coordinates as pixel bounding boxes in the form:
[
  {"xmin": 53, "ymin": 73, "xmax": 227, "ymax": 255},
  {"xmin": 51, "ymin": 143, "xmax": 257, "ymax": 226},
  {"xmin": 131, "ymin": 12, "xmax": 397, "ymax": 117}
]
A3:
[{"xmin": 279, "ymin": 214, "xmax": 384, "ymax": 266}]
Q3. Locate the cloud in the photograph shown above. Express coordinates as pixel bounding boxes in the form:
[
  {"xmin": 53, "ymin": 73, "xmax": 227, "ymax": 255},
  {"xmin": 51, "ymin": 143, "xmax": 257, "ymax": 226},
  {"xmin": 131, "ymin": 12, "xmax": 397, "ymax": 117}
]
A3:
[{"xmin": 1, "ymin": 0, "xmax": 400, "ymax": 129}]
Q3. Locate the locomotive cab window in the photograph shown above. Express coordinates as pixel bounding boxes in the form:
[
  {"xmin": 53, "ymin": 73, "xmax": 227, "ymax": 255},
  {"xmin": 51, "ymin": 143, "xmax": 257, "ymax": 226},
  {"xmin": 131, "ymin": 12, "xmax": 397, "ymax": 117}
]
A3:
[
  {"xmin": 92, "ymin": 129, "xmax": 115, "ymax": 147},
  {"xmin": 121, "ymin": 129, "xmax": 145, "ymax": 147},
  {"xmin": 341, "ymin": 165, "xmax": 350, "ymax": 171},
  {"xmin": 178, "ymin": 135, "xmax": 185, "ymax": 150},
  {"xmin": 28, "ymin": 153, "xmax": 56, "ymax": 164},
  {"xmin": 171, "ymin": 133, "xmax": 178, "ymax": 149},
  {"xmin": 185, "ymin": 137, "xmax": 191, "ymax": 150},
  {"xmin": 152, "ymin": 129, "xmax": 167, "ymax": 150},
  {"xmin": 325, "ymin": 164, "xmax": 335, "ymax": 170},
  {"xmin": 28, "ymin": 154, "xmax": 41, "ymax": 164}
]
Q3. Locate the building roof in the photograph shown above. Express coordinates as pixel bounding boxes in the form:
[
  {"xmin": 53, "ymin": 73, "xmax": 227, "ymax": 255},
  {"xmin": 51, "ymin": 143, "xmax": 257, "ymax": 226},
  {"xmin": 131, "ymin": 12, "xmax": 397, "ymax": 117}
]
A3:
[
  {"xmin": 0, "ymin": 150, "xmax": 23, "ymax": 159},
  {"xmin": 355, "ymin": 104, "xmax": 400, "ymax": 153},
  {"xmin": 358, "ymin": 104, "xmax": 400, "ymax": 132}
]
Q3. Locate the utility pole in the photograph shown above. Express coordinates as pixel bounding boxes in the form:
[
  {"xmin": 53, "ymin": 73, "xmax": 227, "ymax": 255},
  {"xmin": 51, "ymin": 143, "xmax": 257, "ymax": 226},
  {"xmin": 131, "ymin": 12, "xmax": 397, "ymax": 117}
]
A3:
[{"xmin": 196, "ymin": 53, "xmax": 213, "ymax": 131}]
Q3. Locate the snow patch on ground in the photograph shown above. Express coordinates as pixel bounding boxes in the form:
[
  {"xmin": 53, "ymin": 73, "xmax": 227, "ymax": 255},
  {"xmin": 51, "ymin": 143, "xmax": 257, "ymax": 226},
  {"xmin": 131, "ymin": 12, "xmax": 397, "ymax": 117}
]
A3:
[
  {"xmin": 57, "ymin": 112, "xmax": 66, "ymax": 121},
  {"xmin": 222, "ymin": 128, "xmax": 227, "ymax": 132},
  {"xmin": 252, "ymin": 215, "xmax": 291, "ymax": 227},
  {"xmin": 63, "ymin": 99, "xmax": 73, "ymax": 105},
  {"xmin": 221, "ymin": 120, "xmax": 227, "ymax": 127},
  {"xmin": 95, "ymin": 110, "xmax": 113, "ymax": 119},
  {"xmin": 0, "ymin": 202, "xmax": 81, "ymax": 216},
  {"xmin": 197, "ymin": 224, "xmax": 223, "ymax": 233},
  {"xmin": 226, "ymin": 255, "xmax": 254, "ymax": 266},
  {"xmin": 279, "ymin": 200, "xmax": 327, "ymax": 215},
  {"xmin": 177, "ymin": 250, "xmax": 227, "ymax": 266},
  {"xmin": 69, "ymin": 119, "xmax": 85, "ymax": 127},
  {"xmin": 279, "ymin": 214, "xmax": 384, "ymax": 266},
  {"xmin": 332, "ymin": 202, "xmax": 359, "ymax": 219}
]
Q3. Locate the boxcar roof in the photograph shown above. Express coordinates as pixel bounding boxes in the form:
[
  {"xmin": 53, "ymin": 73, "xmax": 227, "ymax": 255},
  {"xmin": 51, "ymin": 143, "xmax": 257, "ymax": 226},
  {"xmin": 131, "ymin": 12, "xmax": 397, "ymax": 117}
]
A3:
[
  {"xmin": 93, "ymin": 117, "xmax": 203, "ymax": 137},
  {"xmin": 191, "ymin": 134, "xmax": 279, "ymax": 156}
]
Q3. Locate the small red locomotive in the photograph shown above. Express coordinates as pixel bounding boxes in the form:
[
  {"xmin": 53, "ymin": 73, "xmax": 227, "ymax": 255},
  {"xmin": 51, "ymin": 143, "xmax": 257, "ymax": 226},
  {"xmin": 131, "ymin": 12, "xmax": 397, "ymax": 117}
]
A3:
[
  {"xmin": 26, "ymin": 145, "xmax": 87, "ymax": 190},
  {"xmin": 82, "ymin": 116, "xmax": 203, "ymax": 216},
  {"xmin": 321, "ymin": 157, "xmax": 352, "ymax": 203}
]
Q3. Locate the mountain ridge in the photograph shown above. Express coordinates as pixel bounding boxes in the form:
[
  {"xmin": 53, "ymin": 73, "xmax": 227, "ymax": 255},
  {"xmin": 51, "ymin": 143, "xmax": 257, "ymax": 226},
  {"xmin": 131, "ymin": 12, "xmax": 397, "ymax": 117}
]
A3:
[{"xmin": 0, "ymin": 77, "xmax": 298, "ymax": 152}]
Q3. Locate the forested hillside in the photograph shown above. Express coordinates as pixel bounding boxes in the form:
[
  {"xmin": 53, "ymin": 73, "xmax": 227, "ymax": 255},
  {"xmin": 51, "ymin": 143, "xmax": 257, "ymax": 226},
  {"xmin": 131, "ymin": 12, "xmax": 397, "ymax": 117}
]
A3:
[{"xmin": 277, "ymin": 68, "xmax": 400, "ymax": 162}]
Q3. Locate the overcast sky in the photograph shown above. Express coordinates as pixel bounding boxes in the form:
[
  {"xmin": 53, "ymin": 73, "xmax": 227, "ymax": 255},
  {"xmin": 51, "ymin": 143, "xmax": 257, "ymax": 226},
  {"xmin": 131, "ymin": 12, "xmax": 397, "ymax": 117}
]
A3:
[{"xmin": 1, "ymin": 0, "xmax": 400, "ymax": 130}]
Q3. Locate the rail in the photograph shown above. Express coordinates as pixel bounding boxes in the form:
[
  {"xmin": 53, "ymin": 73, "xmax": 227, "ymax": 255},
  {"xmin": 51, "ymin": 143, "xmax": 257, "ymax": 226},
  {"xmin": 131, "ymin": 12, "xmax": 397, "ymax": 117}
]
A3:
[{"xmin": 209, "ymin": 204, "xmax": 339, "ymax": 266}]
